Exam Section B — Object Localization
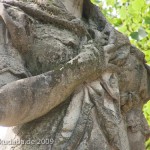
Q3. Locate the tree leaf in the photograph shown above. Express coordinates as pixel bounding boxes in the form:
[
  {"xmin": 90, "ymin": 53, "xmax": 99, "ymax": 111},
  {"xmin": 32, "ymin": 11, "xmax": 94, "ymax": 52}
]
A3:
[
  {"xmin": 130, "ymin": 32, "xmax": 139, "ymax": 40},
  {"xmin": 121, "ymin": 0, "xmax": 127, "ymax": 3},
  {"xmin": 119, "ymin": 6, "xmax": 127, "ymax": 19},
  {"xmin": 132, "ymin": 0, "xmax": 145, "ymax": 11},
  {"xmin": 106, "ymin": 0, "xmax": 115, "ymax": 6},
  {"xmin": 145, "ymin": 17, "xmax": 150, "ymax": 24},
  {"xmin": 138, "ymin": 27, "xmax": 147, "ymax": 40},
  {"xmin": 112, "ymin": 18, "xmax": 122, "ymax": 26}
]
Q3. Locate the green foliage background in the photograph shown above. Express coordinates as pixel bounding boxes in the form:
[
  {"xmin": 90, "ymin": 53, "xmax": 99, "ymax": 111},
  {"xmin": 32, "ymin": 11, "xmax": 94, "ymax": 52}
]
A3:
[{"xmin": 90, "ymin": 0, "xmax": 150, "ymax": 149}]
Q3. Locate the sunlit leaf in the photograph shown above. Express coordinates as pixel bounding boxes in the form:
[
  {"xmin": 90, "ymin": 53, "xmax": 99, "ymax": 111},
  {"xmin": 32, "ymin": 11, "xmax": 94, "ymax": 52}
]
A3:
[
  {"xmin": 121, "ymin": 0, "xmax": 127, "ymax": 3},
  {"xmin": 106, "ymin": 0, "xmax": 115, "ymax": 6},
  {"xmin": 132, "ymin": 0, "xmax": 145, "ymax": 11},
  {"xmin": 119, "ymin": 6, "xmax": 127, "ymax": 19},
  {"xmin": 112, "ymin": 18, "xmax": 122, "ymax": 26}
]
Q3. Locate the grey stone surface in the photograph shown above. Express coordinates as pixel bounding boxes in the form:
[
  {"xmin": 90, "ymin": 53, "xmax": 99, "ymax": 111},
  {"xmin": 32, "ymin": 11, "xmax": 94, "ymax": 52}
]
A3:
[{"xmin": 0, "ymin": 0, "xmax": 149, "ymax": 149}]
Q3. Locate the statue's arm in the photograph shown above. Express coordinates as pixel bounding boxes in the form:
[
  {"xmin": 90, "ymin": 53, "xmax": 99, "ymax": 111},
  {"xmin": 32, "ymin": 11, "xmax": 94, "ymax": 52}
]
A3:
[
  {"xmin": 0, "ymin": 0, "xmax": 130, "ymax": 127},
  {"xmin": 0, "ymin": 45, "xmax": 105, "ymax": 126}
]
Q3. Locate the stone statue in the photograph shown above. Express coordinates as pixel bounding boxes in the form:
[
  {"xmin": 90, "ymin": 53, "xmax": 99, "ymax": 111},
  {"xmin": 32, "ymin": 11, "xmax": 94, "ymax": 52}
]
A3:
[{"xmin": 0, "ymin": 0, "xmax": 150, "ymax": 149}]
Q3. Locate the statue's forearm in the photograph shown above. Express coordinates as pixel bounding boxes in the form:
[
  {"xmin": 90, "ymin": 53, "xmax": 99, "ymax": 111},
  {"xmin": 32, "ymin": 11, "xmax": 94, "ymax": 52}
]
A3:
[
  {"xmin": 0, "ymin": 0, "xmax": 128, "ymax": 127},
  {"xmin": 0, "ymin": 1, "xmax": 108, "ymax": 126},
  {"xmin": 0, "ymin": 45, "xmax": 105, "ymax": 126}
]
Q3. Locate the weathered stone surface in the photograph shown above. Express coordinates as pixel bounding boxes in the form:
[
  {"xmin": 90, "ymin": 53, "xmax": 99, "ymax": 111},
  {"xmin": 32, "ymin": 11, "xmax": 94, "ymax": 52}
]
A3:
[{"xmin": 0, "ymin": 0, "xmax": 149, "ymax": 149}]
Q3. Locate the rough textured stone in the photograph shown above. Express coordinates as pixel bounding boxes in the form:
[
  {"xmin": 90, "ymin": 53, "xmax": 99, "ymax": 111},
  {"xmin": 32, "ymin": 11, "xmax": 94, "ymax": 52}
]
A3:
[{"xmin": 0, "ymin": 0, "xmax": 149, "ymax": 149}]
